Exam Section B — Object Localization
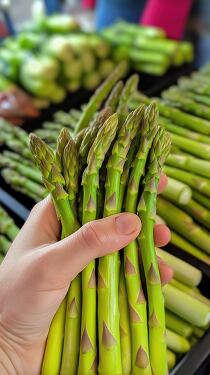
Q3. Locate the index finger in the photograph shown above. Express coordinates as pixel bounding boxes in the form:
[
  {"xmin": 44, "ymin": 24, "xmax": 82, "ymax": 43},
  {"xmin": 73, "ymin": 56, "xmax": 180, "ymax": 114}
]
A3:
[{"xmin": 158, "ymin": 173, "xmax": 168, "ymax": 194}]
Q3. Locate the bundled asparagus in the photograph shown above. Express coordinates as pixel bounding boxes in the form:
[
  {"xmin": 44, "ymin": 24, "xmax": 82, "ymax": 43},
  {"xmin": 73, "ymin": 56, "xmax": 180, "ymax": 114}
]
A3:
[
  {"xmin": 27, "ymin": 68, "xmax": 172, "ymax": 375},
  {"xmin": 102, "ymin": 20, "xmax": 193, "ymax": 76}
]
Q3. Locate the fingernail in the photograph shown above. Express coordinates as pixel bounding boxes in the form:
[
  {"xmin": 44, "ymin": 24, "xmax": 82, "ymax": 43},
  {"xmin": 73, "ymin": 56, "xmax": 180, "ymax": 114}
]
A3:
[{"xmin": 115, "ymin": 213, "xmax": 141, "ymax": 235}]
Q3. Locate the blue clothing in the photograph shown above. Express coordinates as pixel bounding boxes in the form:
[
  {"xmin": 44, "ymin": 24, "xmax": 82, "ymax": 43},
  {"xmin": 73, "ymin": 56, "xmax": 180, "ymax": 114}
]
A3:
[
  {"xmin": 96, "ymin": 0, "xmax": 146, "ymax": 30},
  {"xmin": 44, "ymin": 0, "xmax": 61, "ymax": 15}
]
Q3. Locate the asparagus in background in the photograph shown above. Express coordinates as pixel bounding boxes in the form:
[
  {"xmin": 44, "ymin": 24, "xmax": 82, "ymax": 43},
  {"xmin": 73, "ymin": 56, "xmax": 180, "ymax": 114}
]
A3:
[{"xmin": 0, "ymin": 205, "xmax": 19, "ymax": 241}]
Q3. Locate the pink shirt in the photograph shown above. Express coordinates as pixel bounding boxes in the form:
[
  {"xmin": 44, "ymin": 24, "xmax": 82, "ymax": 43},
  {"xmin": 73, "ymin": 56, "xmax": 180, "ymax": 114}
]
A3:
[{"xmin": 141, "ymin": 0, "xmax": 193, "ymax": 40}]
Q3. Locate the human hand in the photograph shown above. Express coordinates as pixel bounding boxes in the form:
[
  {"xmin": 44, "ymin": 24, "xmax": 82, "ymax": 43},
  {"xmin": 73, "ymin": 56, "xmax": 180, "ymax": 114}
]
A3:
[{"xmin": 0, "ymin": 174, "xmax": 172, "ymax": 375}]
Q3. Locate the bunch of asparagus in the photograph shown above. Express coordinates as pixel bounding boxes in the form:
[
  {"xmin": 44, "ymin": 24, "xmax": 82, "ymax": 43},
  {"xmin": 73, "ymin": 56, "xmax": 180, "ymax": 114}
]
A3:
[
  {"xmin": 0, "ymin": 15, "xmax": 119, "ymax": 108},
  {"xmin": 102, "ymin": 21, "xmax": 193, "ymax": 76},
  {"xmin": 157, "ymin": 248, "xmax": 210, "ymax": 370},
  {"xmin": 27, "ymin": 63, "xmax": 173, "ymax": 375},
  {"xmin": 128, "ymin": 62, "xmax": 210, "ymax": 265},
  {"xmin": 0, "ymin": 205, "xmax": 19, "ymax": 260}
]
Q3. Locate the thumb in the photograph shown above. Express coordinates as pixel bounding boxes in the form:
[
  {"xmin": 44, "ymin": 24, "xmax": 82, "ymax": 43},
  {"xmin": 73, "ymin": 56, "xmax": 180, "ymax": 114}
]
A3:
[{"xmin": 45, "ymin": 213, "xmax": 141, "ymax": 283}]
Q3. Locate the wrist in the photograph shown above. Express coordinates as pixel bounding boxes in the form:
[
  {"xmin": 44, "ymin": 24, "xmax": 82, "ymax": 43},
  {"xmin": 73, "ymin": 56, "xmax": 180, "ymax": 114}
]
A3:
[{"xmin": 0, "ymin": 321, "xmax": 45, "ymax": 375}]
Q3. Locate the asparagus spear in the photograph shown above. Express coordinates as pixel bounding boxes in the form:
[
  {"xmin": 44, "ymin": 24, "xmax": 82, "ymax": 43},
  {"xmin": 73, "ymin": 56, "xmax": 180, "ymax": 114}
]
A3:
[
  {"xmin": 0, "ymin": 235, "xmax": 11, "ymax": 254},
  {"xmin": 104, "ymin": 81, "xmax": 124, "ymax": 112},
  {"xmin": 170, "ymin": 279, "xmax": 210, "ymax": 308},
  {"xmin": 170, "ymin": 231, "xmax": 210, "ymax": 265},
  {"xmin": 0, "ymin": 155, "xmax": 42, "ymax": 184},
  {"xmin": 163, "ymin": 284, "xmax": 210, "ymax": 327},
  {"xmin": 3, "ymin": 150, "xmax": 34, "ymax": 168},
  {"xmin": 165, "ymin": 310, "xmax": 193, "ymax": 338},
  {"xmin": 166, "ymin": 329, "xmax": 190, "ymax": 353},
  {"xmin": 168, "ymin": 133, "xmax": 210, "ymax": 160},
  {"xmin": 130, "ymin": 92, "xmax": 210, "ymax": 135},
  {"xmin": 124, "ymin": 103, "xmax": 158, "ymax": 374},
  {"xmin": 162, "ymin": 88, "xmax": 210, "ymax": 120},
  {"xmin": 30, "ymin": 131, "xmax": 80, "ymax": 375},
  {"xmin": 98, "ymin": 106, "xmax": 145, "ymax": 375},
  {"xmin": 0, "ymin": 206, "xmax": 19, "ymax": 240},
  {"xmin": 161, "ymin": 176, "xmax": 192, "ymax": 205},
  {"xmin": 161, "ymin": 118, "xmax": 210, "ymax": 145},
  {"xmin": 178, "ymin": 77, "xmax": 210, "ymax": 95},
  {"xmin": 156, "ymin": 248, "xmax": 202, "ymax": 287},
  {"xmin": 157, "ymin": 197, "xmax": 210, "ymax": 255},
  {"xmin": 117, "ymin": 74, "xmax": 139, "ymax": 114},
  {"xmin": 137, "ymin": 128, "xmax": 171, "ymax": 375},
  {"xmin": 119, "ymin": 265, "xmax": 132, "ymax": 375},
  {"xmin": 78, "ymin": 114, "xmax": 118, "ymax": 375},
  {"xmin": 166, "ymin": 153, "xmax": 210, "ymax": 179},
  {"xmin": 192, "ymin": 190, "xmax": 210, "ymax": 210},
  {"xmin": 1, "ymin": 168, "xmax": 46, "ymax": 201},
  {"xmin": 163, "ymin": 166, "xmax": 210, "ymax": 198},
  {"xmin": 167, "ymin": 350, "xmax": 176, "ymax": 371},
  {"xmin": 75, "ymin": 62, "xmax": 127, "ymax": 133},
  {"xmin": 180, "ymin": 199, "xmax": 210, "ymax": 230},
  {"xmin": 79, "ymin": 108, "xmax": 113, "ymax": 170}
]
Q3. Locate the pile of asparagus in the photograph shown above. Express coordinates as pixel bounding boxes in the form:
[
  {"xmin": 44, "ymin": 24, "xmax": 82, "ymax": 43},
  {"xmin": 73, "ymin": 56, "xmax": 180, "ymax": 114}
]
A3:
[
  {"xmin": 27, "ymin": 63, "xmax": 173, "ymax": 375},
  {"xmin": 102, "ymin": 21, "xmax": 193, "ymax": 76},
  {"xmin": 0, "ymin": 14, "xmax": 118, "ymax": 108},
  {"xmin": 0, "ymin": 205, "xmax": 19, "ymax": 260},
  {"xmin": 129, "ymin": 63, "xmax": 210, "ymax": 266},
  {"xmin": 157, "ymin": 248, "xmax": 210, "ymax": 370}
]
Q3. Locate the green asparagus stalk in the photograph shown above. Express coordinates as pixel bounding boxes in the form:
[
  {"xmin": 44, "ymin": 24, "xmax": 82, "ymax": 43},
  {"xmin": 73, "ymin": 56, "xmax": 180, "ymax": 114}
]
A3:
[
  {"xmin": 75, "ymin": 62, "xmax": 127, "ymax": 133},
  {"xmin": 60, "ymin": 133, "xmax": 82, "ymax": 375},
  {"xmin": 156, "ymin": 248, "xmax": 202, "ymax": 287},
  {"xmin": 161, "ymin": 176, "xmax": 192, "ymax": 205},
  {"xmin": 167, "ymin": 350, "xmax": 176, "ymax": 371},
  {"xmin": 163, "ymin": 284, "xmax": 210, "ymax": 327},
  {"xmin": 119, "ymin": 265, "xmax": 132, "ymax": 375},
  {"xmin": 98, "ymin": 106, "xmax": 145, "ymax": 375},
  {"xmin": 117, "ymin": 74, "xmax": 139, "ymax": 114},
  {"xmin": 0, "ymin": 155, "xmax": 42, "ymax": 184},
  {"xmin": 166, "ymin": 329, "xmax": 190, "ymax": 353},
  {"xmin": 129, "ymin": 92, "xmax": 210, "ymax": 135},
  {"xmin": 0, "ymin": 235, "xmax": 11, "ymax": 254},
  {"xmin": 78, "ymin": 114, "xmax": 118, "ymax": 375},
  {"xmin": 180, "ymin": 199, "xmax": 210, "ymax": 230},
  {"xmin": 104, "ymin": 81, "xmax": 124, "ymax": 112},
  {"xmin": 3, "ymin": 150, "xmax": 34, "ymax": 168},
  {"xmin": 5, "ymin": 139, "xmax": 33, "ymax": 160},
  {"xmin": 160, "ymin": 118, "xmax": 210, "ymax": 145},
  {"xmin": 194, "ymin": 327, "xmax": 206, "ymax": 339},
  {"xmin": 170, "ymin": 279, "xmax": 210, "ymax": 308},
  {"xmin": 0, "ymin": 206, "xmax": 19, "ymax": 240},
  {"xmin": 83, "ymin": 72, "xmax": 101, "ymax": 91},
  {"xmin": 1, "ymin": 168, "xmax": 46, "ymax": 201},
  {"xmin": 157, "ymin": 197, "xmax": 210, "ymax": 255},
  {"xmin": 79, "ymin": 108, "xmax": 113, "ymax": 170},
  {"xmin": 168, "ymin": 133, "xmax": 210, "ymax": 160},
  {"xmin": 162, "ymin": 88, "xmax": 210, "ymax": 120},
  {"xmin": 53, "ymin": 111, "xmax": 77, "ymax": 128},
  {"xmin": 137, "ymin": 128, "xmax": 171, "ymax": 375},
  {"xmin": 163, "ymin": 166, "xmax": 210, "ymax": 198},
  {"xmin": 165, "ymin": 310, "xmax": 193, "ymax": 338},
  {"xmin": 170, "ymin": 231, "xmax": 210, "ymax": 265},
  {"xmin": 182, "ymin": 91, "xmax": 210, "ymax": 107},
  {"xmin": 30, "ymin": 131, "xmax": 80, "ymax": 375},
  {"xmin": 124, "ymin": 103, "xmax": 158, "ymax": 374},
  {"xmin": 192, "ymin": 190, "xmax": 210, "ymax": 210},
  {"xmin": 178, "ymin": 77, "xmax": 210, "ymax": 95},
  {"xmin": 166, "ymin": 153, "xmax": 210, "ymax": 179}
]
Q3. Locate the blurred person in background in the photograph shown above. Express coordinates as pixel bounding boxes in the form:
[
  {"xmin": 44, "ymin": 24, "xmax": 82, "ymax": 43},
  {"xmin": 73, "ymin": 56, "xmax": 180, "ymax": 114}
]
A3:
[{"xmin": 82, "ymin": 0, "xmax": 193, "ymax": 40}]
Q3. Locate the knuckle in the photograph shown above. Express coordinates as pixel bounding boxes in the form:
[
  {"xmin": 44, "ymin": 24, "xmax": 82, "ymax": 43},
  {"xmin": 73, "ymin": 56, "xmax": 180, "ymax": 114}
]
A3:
[{"xmin": 80, "ymin": 221, "xmax": 104, "ymax": 257}]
